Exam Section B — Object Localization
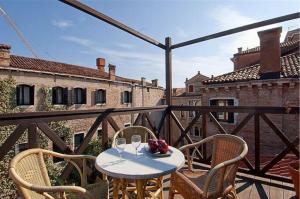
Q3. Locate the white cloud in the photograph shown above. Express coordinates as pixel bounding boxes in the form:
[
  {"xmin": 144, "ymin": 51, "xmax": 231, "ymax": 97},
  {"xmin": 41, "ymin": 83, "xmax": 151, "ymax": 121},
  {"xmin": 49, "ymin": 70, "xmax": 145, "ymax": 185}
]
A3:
[
  {"xmin": 61, "ymin": 36, "xmax": 92, "ymax": 47},
  {"xmin": 175, "ymin": 27, "xmax": 189, "ymax": 38},
  {"xmin": 52, "ymin": 19, "xmax": 73, "ymax": 29},
  {"xmin": 115, "ymin": 43, "xmax": 137, "ymax": 50}
]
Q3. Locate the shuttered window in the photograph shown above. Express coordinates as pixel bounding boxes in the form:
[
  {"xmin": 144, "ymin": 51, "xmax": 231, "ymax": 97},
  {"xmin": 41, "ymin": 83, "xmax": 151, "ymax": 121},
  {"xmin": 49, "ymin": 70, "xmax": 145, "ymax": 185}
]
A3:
[
  {"xmin": 95, "ymin": 89, "xmax": 106, "ymax": 104},
  {"xmin": 74, "ymin": 88, "xmax": 86, "ymax": 104},
  {"xmin": 16, "ymin": 84, "xmax": 34, "ymax": 106},
  {"xmin": 123, "ymin": 91, "xmax": 132, "ymax": 103},
  {"xmin": 52, "ymin": 87, "xmax": 68, "ymax": 105}
]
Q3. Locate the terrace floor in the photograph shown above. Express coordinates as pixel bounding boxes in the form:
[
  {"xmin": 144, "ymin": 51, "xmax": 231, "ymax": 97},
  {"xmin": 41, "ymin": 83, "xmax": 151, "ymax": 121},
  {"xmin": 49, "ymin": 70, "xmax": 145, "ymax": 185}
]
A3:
[{"xmin": 110, "ymin": 173, "xmax": 296, "ymax": 199}]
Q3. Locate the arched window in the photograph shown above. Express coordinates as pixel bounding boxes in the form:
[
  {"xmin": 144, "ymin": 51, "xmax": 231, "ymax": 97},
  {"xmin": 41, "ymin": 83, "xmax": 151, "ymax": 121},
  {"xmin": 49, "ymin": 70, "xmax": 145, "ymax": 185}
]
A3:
[
  {"xmin": 188, "ymin": 85, "xmax": 194, "ymax": 92},
  {"xmin": 95, "ymin": 89, "xmax": 106, "ymax": 104},
  {"xmin": 16, "ymin": 84, "xmax": 34, "ymax": 105}
]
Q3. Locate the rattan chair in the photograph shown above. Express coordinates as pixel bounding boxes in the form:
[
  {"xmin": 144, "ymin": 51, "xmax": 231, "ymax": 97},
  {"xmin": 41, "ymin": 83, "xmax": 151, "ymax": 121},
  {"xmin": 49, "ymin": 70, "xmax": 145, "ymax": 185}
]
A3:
[
  {"xmin": 9, "ymin": 148, "xmax": 109, "ymax": 199},
  {"xmin": 169, "ymin": 134, "xmax": 248, "ymax": 199},
  {"xmin": 112, "ymin": 126, "xmax": 163, "ymax": 199}
]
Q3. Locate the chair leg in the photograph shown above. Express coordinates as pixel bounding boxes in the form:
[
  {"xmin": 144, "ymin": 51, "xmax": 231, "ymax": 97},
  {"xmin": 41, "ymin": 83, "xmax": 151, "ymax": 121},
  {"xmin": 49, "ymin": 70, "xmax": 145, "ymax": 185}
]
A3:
[
  {"xmin": 168, "ymin": 180, "xmax": 175, "ymax": 199},
  {"xmin": 113, "ymin": 179, "xmax": 120, "ymax": 199},
  {"xmin": 158, "ymin": 176, "xmax": 164, "ymax": 199}
]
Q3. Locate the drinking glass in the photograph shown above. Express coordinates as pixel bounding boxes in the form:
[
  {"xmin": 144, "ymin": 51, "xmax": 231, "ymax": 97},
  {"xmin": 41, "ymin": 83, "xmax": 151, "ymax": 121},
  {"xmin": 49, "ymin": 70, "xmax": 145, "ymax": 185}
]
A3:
[
  {"xmin": 116, "ymin": 138, "xmax": 126, "ymax": 159},
  {"xmin": 131, "ymin": 135, "xmax": 141, "ymax": 157}
]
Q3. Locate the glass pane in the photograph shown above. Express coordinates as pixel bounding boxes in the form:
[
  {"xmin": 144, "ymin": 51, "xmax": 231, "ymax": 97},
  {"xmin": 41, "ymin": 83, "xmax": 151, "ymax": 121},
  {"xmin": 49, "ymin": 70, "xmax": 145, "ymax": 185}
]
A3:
[
  {"xmin": 74, "ymin": 133, "xmax": 84, "ymax": 149},
  {"xmin": 23, "ymin": 86, "xmax": 30, "ymax": 105},
  {"xmin": 57, "ymin": 88, "xmax": 63, "ymax": 104}
]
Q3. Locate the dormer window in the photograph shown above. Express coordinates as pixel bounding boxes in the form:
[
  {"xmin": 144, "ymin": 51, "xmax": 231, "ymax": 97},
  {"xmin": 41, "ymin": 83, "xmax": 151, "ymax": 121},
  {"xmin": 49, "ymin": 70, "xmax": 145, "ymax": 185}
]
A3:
[
  {"xmin": 16, "ymin": 84, "xmax": 34, "ymax": 106},
  {"xmin": 188, "ymin": 85, "xmax": 194, "ymax": 92},
  {"xmin": 95, "ymin": 89, "xmax": 106, "ymax": 104}
]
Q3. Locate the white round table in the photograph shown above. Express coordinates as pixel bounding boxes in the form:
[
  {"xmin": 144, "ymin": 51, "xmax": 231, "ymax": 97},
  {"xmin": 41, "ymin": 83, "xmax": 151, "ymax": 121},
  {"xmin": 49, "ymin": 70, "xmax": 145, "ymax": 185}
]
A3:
[{"xmin": 95, "ymin": 143, "xmax": 185, "ymax": 199}]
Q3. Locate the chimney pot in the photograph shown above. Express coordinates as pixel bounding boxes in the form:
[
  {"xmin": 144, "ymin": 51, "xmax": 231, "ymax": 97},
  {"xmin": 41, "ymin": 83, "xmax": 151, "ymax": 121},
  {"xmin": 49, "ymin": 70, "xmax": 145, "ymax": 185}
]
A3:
[
  {"xmin": 0, "ymin": 44, "xmax": 11, "ymax": 67},
  {"xmin": 108, "ymin": 64, "xmax": 116, "ymax": 81},
  {"xmin": 238, "ymin": 47, "xmax": 243, "ymax": 53},
  {"xmin": 258, "ymin": 27, "xmax": 282, "ymax": 79},
  {"xmin": 96, "ymin": 58, "xmax": 105, "ymax": 72},
  {"xmin": 151, "ymin": 79, "xmax": 158, "ymax": 87}
]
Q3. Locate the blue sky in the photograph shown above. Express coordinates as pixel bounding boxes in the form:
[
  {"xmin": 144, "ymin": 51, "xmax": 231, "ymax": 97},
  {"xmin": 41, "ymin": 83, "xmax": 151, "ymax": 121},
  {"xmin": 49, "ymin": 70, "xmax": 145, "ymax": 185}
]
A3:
[{"xmin": 0, "ymin": 0, "xmax": 299, "ymax": 87}]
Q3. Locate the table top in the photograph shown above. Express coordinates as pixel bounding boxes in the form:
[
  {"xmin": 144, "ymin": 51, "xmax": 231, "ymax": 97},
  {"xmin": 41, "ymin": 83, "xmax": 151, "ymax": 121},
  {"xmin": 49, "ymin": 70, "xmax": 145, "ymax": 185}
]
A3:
[{"xmin": 95, "ymin": 143, "xmax": 185, "ymax": 179}]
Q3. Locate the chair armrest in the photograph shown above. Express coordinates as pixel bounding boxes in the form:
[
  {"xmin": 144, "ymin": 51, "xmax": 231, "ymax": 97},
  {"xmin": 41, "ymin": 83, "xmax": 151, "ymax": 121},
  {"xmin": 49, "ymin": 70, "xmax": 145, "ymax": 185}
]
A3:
[{"xmin": 202, "ymin": 143, "xmax": 248, "ymax": 196}]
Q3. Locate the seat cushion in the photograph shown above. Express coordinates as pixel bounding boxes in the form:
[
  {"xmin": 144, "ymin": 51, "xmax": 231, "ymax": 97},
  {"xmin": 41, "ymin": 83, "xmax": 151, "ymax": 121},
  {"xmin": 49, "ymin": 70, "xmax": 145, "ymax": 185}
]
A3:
[{"xmin": 171, "ymin": 169, "xmax": 233, "ymax": 199}]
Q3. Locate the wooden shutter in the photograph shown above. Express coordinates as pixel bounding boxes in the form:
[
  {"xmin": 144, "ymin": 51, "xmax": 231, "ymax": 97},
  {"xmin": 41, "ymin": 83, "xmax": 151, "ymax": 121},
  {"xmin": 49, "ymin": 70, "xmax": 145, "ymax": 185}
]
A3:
[
  {"xmin": 16, "ymin": 85, "xmax": 20, "ymax": 106},
  {"xmin": 120, "ymin": 92, "xmax": 124, "ymax": 104},
  {"xmin": 63, "ymin": 87, "xmax": 68, "ymax": 105},
  {"xmin": 70, "ymin": 88, "xmax": 75, "ymax": 105},
  {"xmin": 92, "ymin": 90, "xmax": 96, "ymax": 105},
  {"xmin": 103, "ymin": 90, "xmax": 106, "ymax": 103},
  {"xmin": 29, "ymin": 85, "xmax": 35, "ymax": 105},
  {"xmin": 82, "ymin": 88, "xmax": 87, "ymax": 104},
  {"xmin": 52, "ymin": 87, "xmax": 57, "ymax": 104},
  {"xmin": 129, "ymin": 92, "xmax": 132, "ymax": 103}
]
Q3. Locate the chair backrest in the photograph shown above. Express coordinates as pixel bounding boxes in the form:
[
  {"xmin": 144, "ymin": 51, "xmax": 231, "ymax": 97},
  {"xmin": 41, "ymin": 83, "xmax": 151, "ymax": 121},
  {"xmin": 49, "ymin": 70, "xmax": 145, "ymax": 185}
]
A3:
[
  {"xmin": 112, "ymin": 126, "xmax": 157, "ymax": 147},
  {"xmin": 209, "ymin": 134, "xmax": 247, "ymax": 196},
  {"xmin": 9, "ymin": 149, "xmax": 51, "ymax": 199}
]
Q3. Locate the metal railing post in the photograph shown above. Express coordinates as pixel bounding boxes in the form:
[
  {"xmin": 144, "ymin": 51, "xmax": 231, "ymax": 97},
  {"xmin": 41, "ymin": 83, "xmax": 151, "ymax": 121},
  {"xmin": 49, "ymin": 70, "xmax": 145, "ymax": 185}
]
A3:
[{"xmin": 165, "ymin": 37, "xmax": 172, "ymax": 145}]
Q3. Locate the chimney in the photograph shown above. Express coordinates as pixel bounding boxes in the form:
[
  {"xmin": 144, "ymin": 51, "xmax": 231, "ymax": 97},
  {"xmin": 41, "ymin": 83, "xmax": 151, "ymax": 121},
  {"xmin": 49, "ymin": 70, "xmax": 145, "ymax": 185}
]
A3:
[
  {"xmin": 151, "ymin": 79, "xmax": 158, "ymax": 87},
  {"xmin": 96, "ymin": 58, "xmax": 105, "ymax": 73},
  {"xmin": 0, "ymin": 44, "xmax": 11, "ymax": 67},
  {"xmin": 108, "ymin": 64, "xmax": 116, "ymax": 81},
  {"xmin": 238, "ymin": 47, "xmax": 243, "ymax": 53},
  {"xmin": 258, "ymin": 27, "xmax": 282, "ymax": 79},
  {"xmin": 141, "ymin": 77, "xmax": 146, "ymax": 86}
]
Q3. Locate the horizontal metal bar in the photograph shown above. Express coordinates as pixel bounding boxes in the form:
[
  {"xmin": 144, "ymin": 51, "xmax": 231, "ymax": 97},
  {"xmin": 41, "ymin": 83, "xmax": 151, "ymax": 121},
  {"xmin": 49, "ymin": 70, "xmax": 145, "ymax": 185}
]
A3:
[
  {"xmin": 171, "ymin": 12, "xmax": 300, "ymax": 49},
  {"xmin": 59, "ymin": 0, "xmax": 165, "ymax": 49},
  {"xmin": 170, "ymin": 105, "xmax": 299, "ymax": 114}
]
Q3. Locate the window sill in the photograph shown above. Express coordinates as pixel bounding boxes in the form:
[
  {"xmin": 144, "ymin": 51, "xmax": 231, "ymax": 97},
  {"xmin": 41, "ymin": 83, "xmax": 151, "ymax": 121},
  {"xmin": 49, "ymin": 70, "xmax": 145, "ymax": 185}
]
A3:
[
  {"xmin": 18, "ymin": 105, "xmax": 34, "ymax": 109},
  {"xmin": 95, "ymin": 103, "xmax": 106, "ymax": 106}
]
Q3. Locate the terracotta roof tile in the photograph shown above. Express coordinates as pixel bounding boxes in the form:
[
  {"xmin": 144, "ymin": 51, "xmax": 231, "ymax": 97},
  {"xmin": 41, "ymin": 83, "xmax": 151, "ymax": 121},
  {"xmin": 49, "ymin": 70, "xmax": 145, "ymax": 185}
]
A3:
[
  {"xmin": 8, "ymin": 55, "xmax": 145, "ymax": 84},
  {"xmin": 235, "ymin": 40, "xmax": 299, "ymax": 55},
  {"xmin": 204, "ymin": 53, "xmax": 299, "ymax": 84}
]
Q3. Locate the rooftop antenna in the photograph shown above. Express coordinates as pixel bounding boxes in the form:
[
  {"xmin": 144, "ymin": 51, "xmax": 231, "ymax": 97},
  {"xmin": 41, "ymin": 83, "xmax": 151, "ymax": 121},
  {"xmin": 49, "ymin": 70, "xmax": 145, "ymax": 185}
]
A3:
[{"xmin": 0, "ymin": 5, "xmax": 39, "ymax": 58}]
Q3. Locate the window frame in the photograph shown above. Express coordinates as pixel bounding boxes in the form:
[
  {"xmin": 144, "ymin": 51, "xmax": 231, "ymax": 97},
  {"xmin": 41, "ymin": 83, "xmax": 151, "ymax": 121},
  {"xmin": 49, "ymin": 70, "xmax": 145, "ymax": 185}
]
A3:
[
  {"xmin": 123, "ymin": 91, "xmax": 132, "ymax": 104},
  {"xmin": 52, "ymin": 86, "xmax": 67, "ymax": 105},
  {"xmin": 74, "ymin": 87, "xmax": 86, "ymax": 104},
  {"xmin": 16, "ymin": 84, "xmax": 34, "ymax": 106},
  {"xmin": 188, "ymin": 84, "xmax": 194, "ymax": 93},
  {"xmin": 95, "ymin": 89, "xmax": 106, "ymax": 104},
  {"xmin": 73, "ymin": 132, "xmax": 85, "ymax": 150},
  {"xmin": 209, "ymin": 98, "xmax": 237, "ymax": 124}
]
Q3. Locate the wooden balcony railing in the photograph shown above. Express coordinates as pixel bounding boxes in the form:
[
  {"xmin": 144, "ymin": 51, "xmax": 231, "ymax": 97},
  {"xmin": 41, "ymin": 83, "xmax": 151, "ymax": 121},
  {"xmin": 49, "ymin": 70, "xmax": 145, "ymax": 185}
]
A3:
[{"xmin": 0, "ymin": 105, "xmax": 299, "ymax": 183}]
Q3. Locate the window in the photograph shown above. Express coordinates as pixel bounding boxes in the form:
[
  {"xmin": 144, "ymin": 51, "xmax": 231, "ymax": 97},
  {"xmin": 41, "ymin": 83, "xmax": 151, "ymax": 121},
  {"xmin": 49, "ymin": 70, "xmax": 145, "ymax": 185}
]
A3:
[
  {"xmin": 15, "ymin": 143, "xmax": 28, "ymax": 154},
  {"xmin": 188, "ymin": 85, "xmax": 194, "ymax": 92},
  {"xmin": 53, "ymin": 136, "xmax": 65, "ymax": 163},
  {"xmin": 74, "ymin": 133, "xmax": 84, "ymax": 149},
  {"xmin": 194, "ymin": 127, "xmax": 200, "ymax": 137},
  {"xmin": 16, "ymin": 84, "xmax": 34, "ymax": 106},
  {"xmin": 97, "ymin": 128, "xmax": 103, "ymax": 138},
  {"xmin": 74, "ymin": 88, "xmax": 86, "ymax": 104},
  {"xmin": 123, "ymin": 91, "xmax": 132, "ymax": 104},
  {"xmin": 124, "ymin": 123, "xmax": 131, "ymax": 127},
  {"xmin": 209, "ymin": 99, "xmax": 235, "ymax": 124},
  {"xmin": 52, "ymin": 87, "xmax": 68, "ymax": 105},
  {"xmin": 95, "ymin": 89, "xmax": 106, "ymax": 104}
]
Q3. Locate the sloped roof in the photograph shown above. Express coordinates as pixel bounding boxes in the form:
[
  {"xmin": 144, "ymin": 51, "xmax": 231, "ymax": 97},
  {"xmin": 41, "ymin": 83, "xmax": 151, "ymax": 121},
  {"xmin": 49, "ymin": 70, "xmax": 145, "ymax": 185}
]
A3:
[
  {"xmin": 7, "ymin": 55, "xmax": 151, "ymax": 85},
  {"xmin": 234, "ymin": 40, "xmax": 299, "ymax": 55},
  {"xmin": 186, "ymin": 72, "xmax": 209, "ymax": 84},
  {"xmin": 203, "ymin": 53, "xmax": 299, "ymax": 84}
]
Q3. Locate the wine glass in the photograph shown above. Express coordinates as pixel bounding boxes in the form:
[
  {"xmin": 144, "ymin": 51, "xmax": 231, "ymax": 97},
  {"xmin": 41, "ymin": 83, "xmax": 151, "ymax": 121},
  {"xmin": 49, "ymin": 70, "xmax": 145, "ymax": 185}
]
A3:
[
  {"xmin": 116, "ymin": 138, "xmax": 126, "ymax": 159},
  {"xmin": 131, "ymin": 135, "xmax": 141, "ymax": 158}
]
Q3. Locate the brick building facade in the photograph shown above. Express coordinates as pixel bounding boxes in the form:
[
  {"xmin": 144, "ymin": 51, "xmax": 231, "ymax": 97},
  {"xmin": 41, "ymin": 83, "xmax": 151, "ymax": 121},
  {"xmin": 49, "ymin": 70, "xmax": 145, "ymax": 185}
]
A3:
[
  {"xmin": 172, "ymin": 27, "xmax": 299, "ymax": 156},
  {"xmin": 0, "ymin": 44, "xmax": 164, "ymax": 152}
]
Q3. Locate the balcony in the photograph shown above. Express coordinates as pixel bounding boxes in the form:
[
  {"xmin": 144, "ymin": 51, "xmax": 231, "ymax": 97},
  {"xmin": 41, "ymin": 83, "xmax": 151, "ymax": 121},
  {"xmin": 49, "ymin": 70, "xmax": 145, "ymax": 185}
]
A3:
[{"xmin": 0, "ymin": 105, "xmax": 298, "ymax": 198}]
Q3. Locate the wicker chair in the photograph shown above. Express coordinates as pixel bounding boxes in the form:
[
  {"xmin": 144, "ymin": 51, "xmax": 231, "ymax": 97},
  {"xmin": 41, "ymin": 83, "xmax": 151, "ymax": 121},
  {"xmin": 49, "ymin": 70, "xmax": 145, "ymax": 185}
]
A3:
[
  {"xmin": 169, "ymin": 134, "xmax": 248, "ymax": 199},
  {"xmin": 9, "ymin": 148, "xmax": 109, "ymax": 199},
  {"xmin": 112, "ymin": 126, "xmax": 163, "ymax": 199}
]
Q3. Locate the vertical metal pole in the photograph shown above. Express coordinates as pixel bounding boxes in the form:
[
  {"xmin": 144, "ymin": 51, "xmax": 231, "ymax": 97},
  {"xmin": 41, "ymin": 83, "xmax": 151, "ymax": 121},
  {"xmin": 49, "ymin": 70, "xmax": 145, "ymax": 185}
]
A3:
[
  {"xmin": 254, "ymin": 113, "xmax": 260, "ymax": 173},
  {"xmin": 165, "ymin": 37, "xmax": 172, "ymax": 145}
]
